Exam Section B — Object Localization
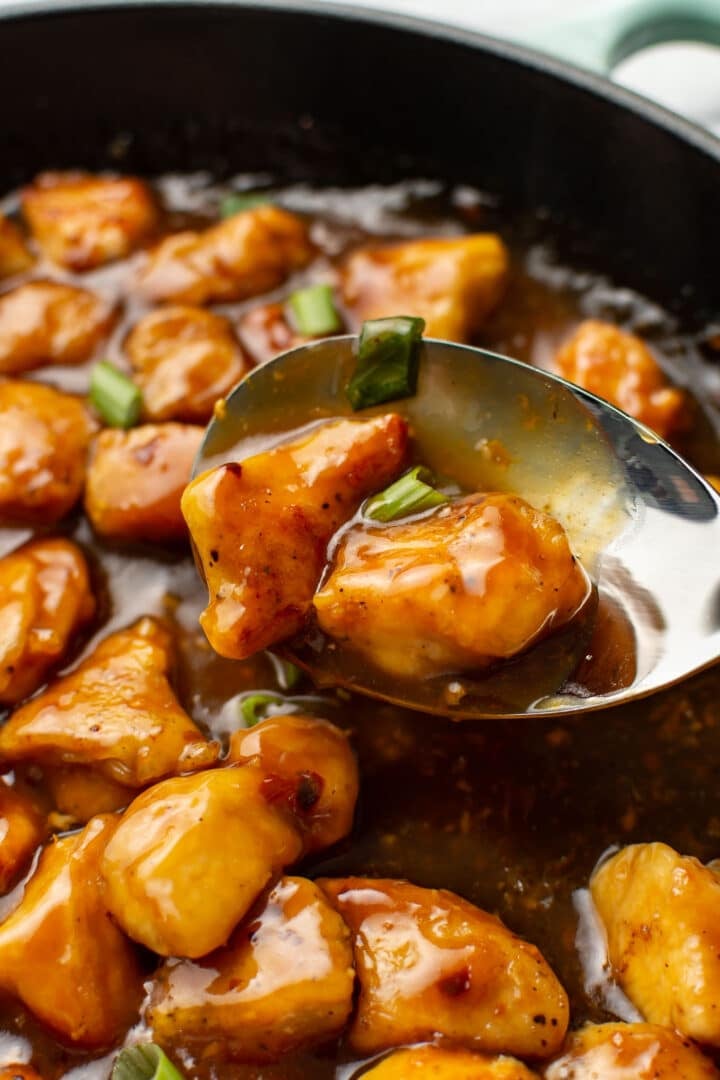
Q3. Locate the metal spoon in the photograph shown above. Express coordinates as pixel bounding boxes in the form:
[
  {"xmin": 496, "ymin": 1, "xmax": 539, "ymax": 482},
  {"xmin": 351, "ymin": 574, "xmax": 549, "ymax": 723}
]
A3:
[{"xmin": 193, "ymin": 336, "xmax": 720, "ymax": 720}]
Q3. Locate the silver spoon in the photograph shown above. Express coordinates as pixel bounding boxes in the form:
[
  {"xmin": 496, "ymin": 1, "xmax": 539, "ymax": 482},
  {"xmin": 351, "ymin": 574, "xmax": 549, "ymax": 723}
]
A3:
[{"xmin": 192, "ymin": 336, "xmax": 720, "ymax": 720}]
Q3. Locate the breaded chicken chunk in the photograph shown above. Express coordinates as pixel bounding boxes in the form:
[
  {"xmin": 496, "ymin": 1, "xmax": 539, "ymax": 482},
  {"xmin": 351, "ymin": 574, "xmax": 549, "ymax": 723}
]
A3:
[
  {"xmin": 22, "ymin": 172, "xmax": 157, "ymax": 271},
  {"xmin": 314, "ymin": 494, "xmax": 589, "ymax": 679},
  {"xmin": 0, "ymin": 815, "xmax": 143, "ymax": 1046},
  {"xmin": 147, "ymin": 876, "xmax": 354, "ymax": 1060},
  {"xmin": 361, "ymin": 1046, "xmax": 540, "ymax": 1079},
  {"xmin": 555, "ymin": 320, "xmax": 686, "ymax": 439},
  {"xmin": 342, "ymin": 234, "xmax": 508, "ymax": 342},
  {"xmin": 0, "ymin": 1068, "xmax": 45, "ymax": 1080},
  {"xmin": 319, "ymin": 878, "xmax": 568, "ymax": 1057},
  {"xmin": 591, "ymin": 843, "xmax": 720, "ymax": 1044},
  {"xmin": 542, "ymin": 1023, "xmax": 719, "ymax": 1079},
  {"xmin": 0, "ymin": 538, "xmax": 95, "ymax": 706},
  {"xmin": 84, "ymin": 423, "xmax": 203, "ymax": 543},
  {"xmin": 137, "ymin": 205, "xmax": 314, "ymax": 305},
  {"xmin": 238, "ymin": 301, "xmax": 309, "ymax": 365},
  {"xmin": 0, "ymin": 617, "xmax": 218, "ymax": 788},
  {"xmin": 101, "ymin": 765, "xmax": 303, "ymax": 957},
  {"xmin": 44, "ymin": 766, "xmax": 131, "ymax": 825},
  {"xmin": 0, "ymin": 282, "xmax": 113, "ymax": 375},
  {"xmin": 182, "ymin": 414, "xmax": 408, "ymax": 659},
  {"xmin": 228, "ymin": 714, "xmax": 359, "ymax": 853},
  {"xmin": 126, "ymin": 306, "xmax": 249, "ymax": 422},
  {"xmin": 0, "ymin": 216, "xmax": 33, "ymax": 279},
  {"xmin": 0, "ymin": 381, "xmax": 97, "ymax": 523},
  {"xmin": 0, "ymin": 784, "xmax": 44, "ymax": 894}
]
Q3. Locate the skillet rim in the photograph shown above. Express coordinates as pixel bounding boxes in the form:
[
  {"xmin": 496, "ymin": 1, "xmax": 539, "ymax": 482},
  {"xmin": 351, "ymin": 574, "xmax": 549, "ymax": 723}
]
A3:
[{"xmin": 0, "ymin": 0, "xmax": 719, "ymax": 166}]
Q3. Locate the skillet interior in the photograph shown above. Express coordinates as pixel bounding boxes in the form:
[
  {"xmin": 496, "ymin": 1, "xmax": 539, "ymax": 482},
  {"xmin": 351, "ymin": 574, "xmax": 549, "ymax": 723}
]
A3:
[{"xmin": 0, "ymin": 3, "xmax": 720, "ymax": 1077}]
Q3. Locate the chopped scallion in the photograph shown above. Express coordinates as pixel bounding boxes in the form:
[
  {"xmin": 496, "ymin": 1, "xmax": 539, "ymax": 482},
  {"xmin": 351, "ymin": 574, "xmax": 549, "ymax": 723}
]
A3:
[
  {"xmin": 220, "ymin": 192, "xmax": 270, "ymax": 218},
  {"xmin": 89, "ymin": 361, "xmax": 142, "ymax": 428},
  {"xmin": 278, "ymin": 659, "xmax": 302, "ymax": 690},
  {"xmin": 240, "ymin": 692, "xmax": 285, "ymax": 728},
  {"xmin": 288, "ymin": 284, "xmax": 341, "ymax": 336},
  {"xmin": 346, "ymin": 316, "xmax": 425, "ymax": 410},
  {"xmin": 112, "ymin": 1044, "xmax": 184, "ymax": 1080},
  {"xmin": 365, "ymin": 465, "xmax": 448, "ymax": 522}
]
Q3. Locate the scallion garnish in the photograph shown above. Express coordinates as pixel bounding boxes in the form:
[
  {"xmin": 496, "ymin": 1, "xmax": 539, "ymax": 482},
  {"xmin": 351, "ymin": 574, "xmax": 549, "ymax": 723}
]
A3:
[
  {"xmin": 220, "ymin": 192, "xmax": 270, "ymax": 218},
  {"xmin": 112, "ymin": 1044, "xmax": 184, "ymax": 1080},
  {"xmin": 288, "ymin": 284, "xmax": 341, "ymax": 336},
  {"xmin": 240, "ymin": 692, "xmax": 285, "ymax": 728},
  {"xmin": 278, "ymin": 659, "xmax": 302, "ymax": 690},
  {"xmin": 89, "ymin": 361, "xmax": 142, "ymax": 429},
  {"xmin": 365, "ymin": 466, "xmax": 448, "ymax": 522},
  {"xmin": 346, "ymin": 316, "xmax": 425, "ymax": 410}
]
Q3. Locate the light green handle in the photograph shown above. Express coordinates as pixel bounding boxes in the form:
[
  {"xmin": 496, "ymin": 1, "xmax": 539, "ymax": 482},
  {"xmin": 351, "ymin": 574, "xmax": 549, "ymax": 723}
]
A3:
[{"xmin": 509, "ymin": 0, "xmax": 720, "ymax": 74}]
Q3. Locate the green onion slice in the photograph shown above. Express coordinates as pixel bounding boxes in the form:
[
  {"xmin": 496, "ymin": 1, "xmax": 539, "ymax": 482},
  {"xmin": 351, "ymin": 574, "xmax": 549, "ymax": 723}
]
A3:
[
  {"xmin": 347, "ymin": 316, "xmax": 425, "ymax": 410},
  {"xmin": 89, "ymin": 361, "xmax": 142, "ymax": 429},
  {"xmin": 240, "ymin": 692, "xmax": 286, "ymax": 728},
  {"xmin": 288, "ymin": 284, "xmax": 341, "ymax": 336},
  {"xmin": 365, "ymin": 466, "xmax": 449, "ymax": 522},
  {"xmin": 112, "ymin": 1044, "xmax": 184, "ymax": 1080},
  {"xmin": 220, "ymin": 192, "xmax": 270, "ymax": 218}
]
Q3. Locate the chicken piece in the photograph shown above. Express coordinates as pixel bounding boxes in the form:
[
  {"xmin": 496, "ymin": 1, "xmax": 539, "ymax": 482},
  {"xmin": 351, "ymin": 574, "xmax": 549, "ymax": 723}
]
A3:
[
  {"xmin": 238, "ymin": 301, "xmax": 309, "ymax": 365},
  {"xmin": 0, "ymin": 617, "xmax": 218, "ymax": 788},
  {"xmin": 0, "ymin": 1067, "xmax": 45, "ymax": 1080},
  {"xmin": 228, "ymin": 714, "xmax": 358, "ymax": 853},
  {"xmin": 0, "ymin": 785, "xmax": 44, "ymax": 894},
  {"xmin": 0, "ymin": 216, "xmax": 33, "ymax": 279},
  {"xmin": 0, "ymin": 282, "xmax": 113, "ymax": 375},
  {"xmin": 319, "ymin": 878, "xmax": 568, "ymax": 1057},
  {"xmin": 101, "ymin": 765, "xmax": 303, "ymax": 957},
  {"xmin": 22, "ymin": 172, "xmax": 157, "ymax": 271},
  {"xmin": 342, "ymin": 234, "xmax": 508, "ymax": 342},
  {"xmin": 182, "ymin": 414, "xmax": 408, "ymax": 659},
  {"xmin": 44, "ymin": 766, "xmax": 131, "ymax": 825},
  {"xmin": 126, "ymin": 306, "xmax": 249, "ymax": 422},
  {"xmin": 707, "ymin": 474, "xmax": 720, "ymax": 493},
  {"xmin": 361, "ymin": 1046, "xmax": 540, "ymax": 1079},
  {"xmin": 0, "ymin": 814, "xmax": 143, "ymax": 1046},
  {"xmin": 137, "ymin": 205, "xmax": 314, "ymax": 305},
  {"xmin": 591, "ymin": 842, "xmax": 720, "ymax": 1044},
  {"xmin": 542, "ymin": 1023, "xmax": 720, "ymax": 1079},
  {"xmin": 0, "ymin": 538, "xmax": 95, "ymax": 706},
  {"xmin": 147, "ymin": 875, "xmax": 354, "ymax": 1060},
  {"xmin": 555, "ymin": 320, "xmax": 686, "ymax": 439},
  {"xmin": 0, "ymin": 381, "xmax": 97, "ymax": 523},
  {"xmin": 314, "ymin": 493, "xmax": 590, "ymax": 679},
  {"xmin": 84, "ymin": 423, "xmax": 203, "ymax": 543}
]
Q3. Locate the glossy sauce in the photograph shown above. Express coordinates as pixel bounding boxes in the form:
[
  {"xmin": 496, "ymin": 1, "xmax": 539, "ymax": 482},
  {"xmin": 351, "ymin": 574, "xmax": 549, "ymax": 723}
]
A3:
[{"xmin": 1, "ymin": 176, "xmax": 720, "ymax": 1077}]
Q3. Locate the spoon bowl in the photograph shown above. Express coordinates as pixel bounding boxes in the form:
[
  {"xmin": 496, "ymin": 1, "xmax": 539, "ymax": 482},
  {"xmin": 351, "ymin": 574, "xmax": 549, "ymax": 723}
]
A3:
[{"xmin": 193, "ymin": 336, "xmax": 720, "ymax": 719}]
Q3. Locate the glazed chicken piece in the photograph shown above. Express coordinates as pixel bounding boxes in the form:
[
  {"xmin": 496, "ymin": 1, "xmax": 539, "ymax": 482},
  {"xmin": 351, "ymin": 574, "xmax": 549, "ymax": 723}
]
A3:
[
  {"xmin": 542, "ymin": 1023, "xmax": 720, "ymax": 1079},
  {"xmin": 147, "ymin": 876, "xmax": 355, "ymax": 1060},
  {"xmin": 22, "ymin": 171, "xmax": 157, "ymax": 271},
  {"xmin": 314, "ymin": 493, "xmax": 590, "ymax": 679},
  {"xmin": 319, "ymin": 878, "xmax": 568, "ymax": 1057},
  {"xmin": 182, "ymin": 414, "xmax": 408, "ymax": 659},
  {"xmin": 0, "ymin": 814, "xmax": 143, "ymax": 1046},
  {"xmin": 0, "ymin": 216, "xmax": 33, "ymax": 279},
  {"xmin": 0, "ymin": 281, "xmax": 113, "ymax": 375},
  {"xmin": 341, "ymin": 234, "xmax": 508, "ymax": 342},
  {"xmin": 0, "ymin": 1068, "xmax": 45, "ymax": 1080},
  {"xmin": 101, "ymin": 765, "xmax": 303, "ymax": 957},
  {"xmin": 84, "ymin": 423, "xmax": 203, "ymax": 543},
  {"xmin": 238, "ymin": 301, "xmax": 310, "ymax": 365},
  {"xmin": 137, "ymin": 205, "xmax": 314, "ymax": 305},
  {"xmin": 0, "ymin": 538, "xmax": 95, "ymax": 706},
  {"xmin": 0, "ymin": 784, "xmax": 44, "ymax": 894},
  {"xmin": 43, "ymin": 766, "xmax": 132, "ymax": 825},
  {"xmin": 228, "ymin": 713, "xmax": 359, "ymax": 853},
  {"xmin": 590, "ymin": 842, "xmax": 720, "ymax": 1045},
  {"xmin": 361, "ymin": 1046, "xmax": 540, "ymax": 1079},
  {"xmin": 0, "ymin": 617, "xmax": 218, "ymax": 789},
  {"xmin": 0, "ymin": 381, "xmax": 97, "ymax": 523},
  {"xmin": 126, "ymin": 305, "xmax": 249, "ymax": 422},
  {"xmin": 555, "ymin": 320, "xmax": 686, "ymax": 439}
]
